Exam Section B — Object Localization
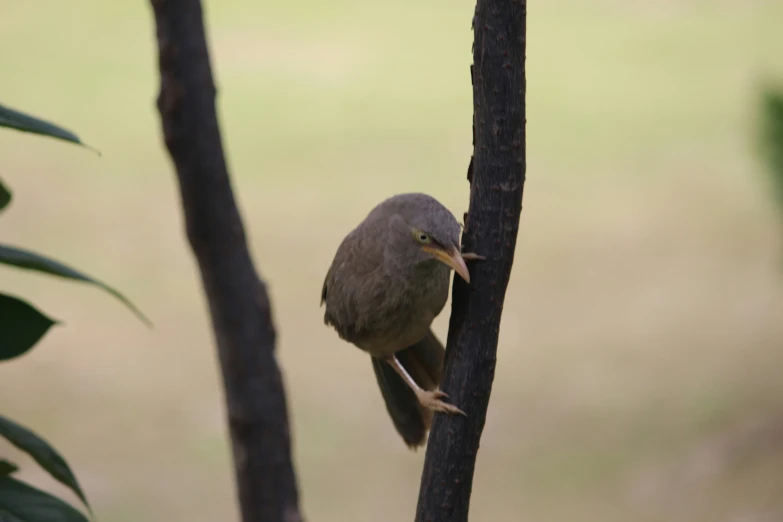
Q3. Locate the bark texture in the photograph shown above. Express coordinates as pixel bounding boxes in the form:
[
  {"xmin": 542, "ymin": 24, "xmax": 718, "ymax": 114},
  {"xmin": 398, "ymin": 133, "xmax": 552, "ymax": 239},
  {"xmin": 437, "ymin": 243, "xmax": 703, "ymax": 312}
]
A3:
[
  {"xmin": 415, "ymin": 1, "xmax": 527, "ymax": 521},
  {"xmin": 149, "ymin": 1, "xmax": 303, "ymax": 521}
]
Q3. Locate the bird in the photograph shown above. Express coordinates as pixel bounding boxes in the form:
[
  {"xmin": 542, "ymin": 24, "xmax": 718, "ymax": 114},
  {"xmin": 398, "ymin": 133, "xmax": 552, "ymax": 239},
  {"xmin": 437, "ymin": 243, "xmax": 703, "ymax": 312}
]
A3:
[{"xmin": 320, "ymin": 193, "xmax": 483, "ymax": 448}]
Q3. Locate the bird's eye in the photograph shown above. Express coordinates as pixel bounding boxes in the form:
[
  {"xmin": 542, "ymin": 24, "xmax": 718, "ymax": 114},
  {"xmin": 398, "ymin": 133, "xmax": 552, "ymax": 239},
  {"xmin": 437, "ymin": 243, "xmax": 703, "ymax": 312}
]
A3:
[{"xmin": 413, "ymin": 230, "xmax": 431, "ymax": 244}]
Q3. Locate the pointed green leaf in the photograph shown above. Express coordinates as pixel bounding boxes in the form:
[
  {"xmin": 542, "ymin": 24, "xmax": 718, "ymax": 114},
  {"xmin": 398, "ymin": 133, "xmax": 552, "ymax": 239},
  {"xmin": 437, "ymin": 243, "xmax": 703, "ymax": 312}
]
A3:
[
  {"xmin": 0, "ymin": 475, "xmax": 89, "ymax": 522},
  {"xmin": 0, "ymin": 415, "xmax": 89, "ymax": 512},
  {"xmin": 0, "ymin": 178, "xmax": 10, "ymax": 213},
  {"xmin": 0, "ymin": 245, "xmax": 151, "ymax": 327},
  {"xmin": 0, "ymin": 294, "xmax": 58, "ymax": 361},
  {"xmin": 0, "ymin": 103, "xmax": 84, "ymax": 149},
  {"xmin": 0, "ymin": 460, "xmax": 18, "ymax": 476}
]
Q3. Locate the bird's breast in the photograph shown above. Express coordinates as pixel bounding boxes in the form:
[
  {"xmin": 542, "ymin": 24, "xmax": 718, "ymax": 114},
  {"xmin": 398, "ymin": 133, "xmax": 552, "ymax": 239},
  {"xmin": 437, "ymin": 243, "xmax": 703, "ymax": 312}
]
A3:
[{"xmin": 347, "ymin": 264, "xmax": 450, "ymax": 357}]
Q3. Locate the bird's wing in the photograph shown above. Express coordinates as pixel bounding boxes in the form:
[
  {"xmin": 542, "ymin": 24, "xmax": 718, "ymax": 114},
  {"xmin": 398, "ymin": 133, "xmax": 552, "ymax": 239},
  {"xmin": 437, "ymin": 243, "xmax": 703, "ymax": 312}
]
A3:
[{"xmin": 321, "ymin": 222, "xmax": 390, "ymax": 343}]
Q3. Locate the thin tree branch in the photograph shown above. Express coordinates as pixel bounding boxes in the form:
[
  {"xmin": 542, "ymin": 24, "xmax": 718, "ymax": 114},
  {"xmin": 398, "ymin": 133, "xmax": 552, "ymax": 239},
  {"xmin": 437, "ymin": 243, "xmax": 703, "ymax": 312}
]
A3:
[
  {"xmin": 148, "ymin": 1, "xmax": 303, "ymax": 521},
  {"xmin": 415, "ymin": 1, "xmax": 526, "ymax": 521}
]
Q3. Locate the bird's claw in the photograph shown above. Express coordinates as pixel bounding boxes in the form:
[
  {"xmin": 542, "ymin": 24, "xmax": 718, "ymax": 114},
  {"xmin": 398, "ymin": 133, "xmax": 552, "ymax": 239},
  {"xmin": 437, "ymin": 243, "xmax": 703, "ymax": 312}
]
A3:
[
  {"xmin": 461, "ymin": 252, "xmax": 486, "ymax": 261},
  {"xmin": 417, "ymin": 389, "xmax": 467, "ymax": 416}
]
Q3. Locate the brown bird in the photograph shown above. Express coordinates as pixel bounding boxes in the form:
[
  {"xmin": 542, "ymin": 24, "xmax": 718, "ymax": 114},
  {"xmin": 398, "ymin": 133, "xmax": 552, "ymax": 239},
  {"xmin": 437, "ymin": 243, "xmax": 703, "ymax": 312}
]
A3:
[{"xmin": 321, "ymin": 193, "xmax": 482, "ymax": 447}]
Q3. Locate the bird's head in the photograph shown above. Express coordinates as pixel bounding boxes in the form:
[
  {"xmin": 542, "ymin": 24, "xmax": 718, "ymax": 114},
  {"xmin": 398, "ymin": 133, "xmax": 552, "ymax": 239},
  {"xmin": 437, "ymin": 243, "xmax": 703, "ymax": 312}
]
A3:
[{"xmin": 375, "ymin": 193, "xmax": 471, "ymax": 283}]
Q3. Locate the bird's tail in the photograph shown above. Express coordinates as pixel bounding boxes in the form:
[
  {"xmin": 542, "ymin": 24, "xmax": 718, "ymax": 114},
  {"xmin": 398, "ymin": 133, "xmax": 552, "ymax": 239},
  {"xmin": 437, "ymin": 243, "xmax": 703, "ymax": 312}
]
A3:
[{"xmin": 371, "ymin": 329, "xmax": 445, "ymax": 448}]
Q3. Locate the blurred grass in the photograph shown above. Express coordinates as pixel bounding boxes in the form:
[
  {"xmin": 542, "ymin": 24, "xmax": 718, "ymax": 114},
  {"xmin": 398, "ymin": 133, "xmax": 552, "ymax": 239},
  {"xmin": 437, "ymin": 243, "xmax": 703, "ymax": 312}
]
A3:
[{"xmin": 1, "ymin": 0, "xmax": 783, "ymax": 521}]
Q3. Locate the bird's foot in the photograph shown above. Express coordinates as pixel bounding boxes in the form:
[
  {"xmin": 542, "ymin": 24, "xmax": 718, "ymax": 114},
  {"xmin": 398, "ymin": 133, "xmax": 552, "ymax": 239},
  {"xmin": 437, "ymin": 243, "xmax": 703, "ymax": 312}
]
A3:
[
  {"xmin": 461, "ymin": 252, "xmax": 486, "ymax": 261},
  {"xmin": 416, "ymin": 389, "xmax": 467, "ymax": 416}
]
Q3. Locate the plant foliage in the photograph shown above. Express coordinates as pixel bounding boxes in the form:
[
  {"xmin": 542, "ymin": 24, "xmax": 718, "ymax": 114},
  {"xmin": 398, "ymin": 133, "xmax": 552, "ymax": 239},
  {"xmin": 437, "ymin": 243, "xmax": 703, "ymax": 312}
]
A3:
[
  {"xmin": 0, "ymin": 102, "xmax": 147, "ymax": 521},
  {"xmin": 759, "ymin": 87, "xmax": 783, "ymax": 210}
]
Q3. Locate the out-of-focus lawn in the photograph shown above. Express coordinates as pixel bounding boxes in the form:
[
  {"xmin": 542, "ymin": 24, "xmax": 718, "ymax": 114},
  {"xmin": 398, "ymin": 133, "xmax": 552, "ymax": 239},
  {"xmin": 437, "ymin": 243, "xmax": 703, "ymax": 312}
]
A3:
[{"xmin": 2, "ymin": 0, "xmax": 783, "ymax": 521}]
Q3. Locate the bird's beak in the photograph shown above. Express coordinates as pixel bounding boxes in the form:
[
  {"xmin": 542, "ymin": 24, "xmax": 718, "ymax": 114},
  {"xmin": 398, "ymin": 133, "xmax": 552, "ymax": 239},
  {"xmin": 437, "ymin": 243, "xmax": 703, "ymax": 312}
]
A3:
[{"xmin": 424, "ymin": 245, "xmax": 471, "ymax": 283}]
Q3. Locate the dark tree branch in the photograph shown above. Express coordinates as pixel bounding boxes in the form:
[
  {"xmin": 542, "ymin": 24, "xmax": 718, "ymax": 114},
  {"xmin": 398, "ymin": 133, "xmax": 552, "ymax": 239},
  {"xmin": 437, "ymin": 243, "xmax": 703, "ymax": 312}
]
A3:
[
  {"xmin": 415, "ymin": 1, "xmax": 526, "ymax": 521},
  {"xmin": 148, "ymin": 1, "xmax": 303, "ymax": 521}
]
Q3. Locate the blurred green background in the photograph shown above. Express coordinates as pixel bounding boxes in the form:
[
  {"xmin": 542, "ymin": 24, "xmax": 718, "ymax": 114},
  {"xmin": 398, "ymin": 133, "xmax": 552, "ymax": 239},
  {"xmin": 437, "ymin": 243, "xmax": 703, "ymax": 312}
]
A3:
[{"xmin": 2, "ymin": 0, "xmax": 783, "ymax": 521}]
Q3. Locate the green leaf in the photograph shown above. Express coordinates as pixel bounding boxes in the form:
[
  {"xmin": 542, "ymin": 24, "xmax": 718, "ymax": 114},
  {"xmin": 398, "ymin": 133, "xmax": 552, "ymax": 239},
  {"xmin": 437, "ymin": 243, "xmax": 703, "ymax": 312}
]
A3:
[
  {"xmin": 759, "ymin": 87, "xmax": 783, "ymax": 208},
  {"xmin": 0, "ymin": 460, "xmax": 19, "ymax": 476},
  {"xmin": 0, "ymin": 475, "xmax": 89, "ymax": 522},
  {"xmin": 0, "ymin": 178, "xmax": 10, "ymax": 213},
  {"xmin": 0, "ymin": 103, "xmax": 88, "ymax": 150},
  {"xmin": 0, "ymin": 415, "xmax": 89, "ymax": 512},
  {"xmin": 0, "ymin": 294, "xmax": 58, "ymax": 361},
  {"xmin": 0, "ymin": 244, "xmax": 151, "ymax": 327}
]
